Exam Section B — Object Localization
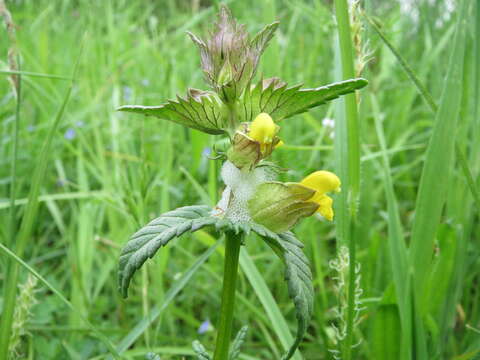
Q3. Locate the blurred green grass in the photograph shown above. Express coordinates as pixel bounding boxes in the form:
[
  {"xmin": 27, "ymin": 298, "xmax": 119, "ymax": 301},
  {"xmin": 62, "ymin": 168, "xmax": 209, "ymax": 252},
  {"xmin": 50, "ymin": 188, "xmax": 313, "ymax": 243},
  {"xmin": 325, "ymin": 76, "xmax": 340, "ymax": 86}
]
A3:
[{"xmin": 0, "ymin": 0, "xmax": 479, "ymax": 359}]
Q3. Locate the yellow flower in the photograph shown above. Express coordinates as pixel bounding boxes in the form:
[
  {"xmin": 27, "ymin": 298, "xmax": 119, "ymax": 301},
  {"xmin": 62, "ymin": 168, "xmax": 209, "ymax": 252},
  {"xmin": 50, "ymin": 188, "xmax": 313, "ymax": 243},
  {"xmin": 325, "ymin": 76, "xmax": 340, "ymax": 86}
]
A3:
[
  {"xmin": 249, "ymin": 113, "xmax": 280, "ymax": 151},
  {"xmin": 227, "ymin": 112, "xmax": 283, "ymax": 170},
  {"xmin": 247, "ymin": 170, "xmax": 341, "ymax": 233},
  {"xmin": 300, "ymin": 171, "xmax": 341, "ymax": 221}
]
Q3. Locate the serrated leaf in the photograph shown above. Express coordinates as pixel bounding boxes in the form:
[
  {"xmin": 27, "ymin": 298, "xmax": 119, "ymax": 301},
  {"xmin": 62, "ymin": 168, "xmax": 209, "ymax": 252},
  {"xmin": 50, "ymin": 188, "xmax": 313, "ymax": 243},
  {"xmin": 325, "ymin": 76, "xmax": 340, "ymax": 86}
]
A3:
[
  {"xmin": 261, "ymin": 231, "xmax": 314, "ymax": 360},
  {"xmin": 250, "ymin": 22, "xmax": 280, "ymax": 60},
  {"xmin": 218, "ymin": 21, "xmax": 280, "ymax": 102},
  {"xmin": 117, "ymin": 89, "xmax": 226, "ymax": 135},
  {"xmin": 239, "ymin": 78, "xmax": 368, "ymax": 123},
  {"xmin": 118, "ymin": 205, "xmax": 215, "ymax": 298},
  {"xmin": 192, "ymin": 340, "xmax": 212, "ymax": 360}
]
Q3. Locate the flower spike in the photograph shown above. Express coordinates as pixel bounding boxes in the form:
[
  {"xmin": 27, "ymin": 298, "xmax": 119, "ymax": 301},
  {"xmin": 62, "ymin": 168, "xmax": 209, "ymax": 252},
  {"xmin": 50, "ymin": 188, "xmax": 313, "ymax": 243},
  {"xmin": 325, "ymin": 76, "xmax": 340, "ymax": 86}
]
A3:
[
  {"xmin": 117, "ymin": 6, "xmax": 367, "ymax": 360},
  {"xmin": 187, "ymin": 4, "xmax": 279, "ymax": 103}
]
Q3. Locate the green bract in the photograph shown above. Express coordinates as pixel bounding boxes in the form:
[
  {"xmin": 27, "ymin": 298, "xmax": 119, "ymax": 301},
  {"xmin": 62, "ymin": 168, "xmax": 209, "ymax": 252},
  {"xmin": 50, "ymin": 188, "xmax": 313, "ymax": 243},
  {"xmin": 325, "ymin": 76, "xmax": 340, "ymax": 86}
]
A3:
[
  {"xmin": 186, "ymin": 6, "xmax": 278, "ymax": 103},
  {"xmin": 117, "ymin": 4, "xmax": 367, "ymax": 135},
  {"xmin": 118, "ymin": 77, "xmax": 367, "ymax": 136}
]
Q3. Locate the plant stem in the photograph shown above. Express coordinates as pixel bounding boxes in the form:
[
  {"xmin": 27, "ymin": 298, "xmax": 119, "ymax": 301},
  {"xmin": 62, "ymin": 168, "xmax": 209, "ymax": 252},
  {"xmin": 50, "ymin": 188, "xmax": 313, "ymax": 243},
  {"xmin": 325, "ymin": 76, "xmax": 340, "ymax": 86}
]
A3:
[
  {"xmin": 334, "ymin": 0, "xmax": 360, "ymax": 204},
  {"xmin": 334, "ymin": 1, "xmax": 360, "ymax": 359},
  {"xmin": 213, "ymin": 232, "xmax": 242, "ymax": 360},
  {"xmin": 0, "ymin": 2, "xmax": 21, "ymax": 353},
  {"xmin": 8, "ymin": 60, "xmax": 20, "ymax": 249}
]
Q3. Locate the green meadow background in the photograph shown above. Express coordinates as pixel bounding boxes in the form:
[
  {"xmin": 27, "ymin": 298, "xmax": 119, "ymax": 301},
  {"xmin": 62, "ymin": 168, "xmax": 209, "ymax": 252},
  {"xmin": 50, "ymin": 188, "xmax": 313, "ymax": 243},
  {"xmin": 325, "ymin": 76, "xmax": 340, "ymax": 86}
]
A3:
[{"xmin": 1, "ymin": 0, "xmax": 479, "ymax": 359}]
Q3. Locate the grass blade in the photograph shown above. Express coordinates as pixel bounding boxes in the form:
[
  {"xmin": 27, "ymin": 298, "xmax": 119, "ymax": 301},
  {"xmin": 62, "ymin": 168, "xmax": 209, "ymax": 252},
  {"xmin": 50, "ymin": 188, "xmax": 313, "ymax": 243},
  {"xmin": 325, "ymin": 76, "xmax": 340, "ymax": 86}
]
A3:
[
  {"xmin": 0, "ymin": 242, "xmax": 120, "ymax": 358},
  {"xmin": 239, "ymin": 248, "xmax": 302, "ymax": 360},
  {"xmin": 365, "ymin": 4, "xmax": 470, "ymax": 357},
  {"xmin": 371, "ymin": 93, "xmax": 412, "ymax": 360},
  {"xmin": 333, "ymin": 1, "xmax": 362, "ymax": 358},
  {"xmin": 364, "ymin": 10, "xmax": 480, "ymax": 212},
  {"xmin": 0, "ymin": 39, "xmax": 82, "ymax": 358},
  {"xmin": 409, "ymin": 0, "xmax": 467, "ymax": 310},
  {"xmin": 7, "ymin": 63, "xmax": 20, "ymax": 248},
  {"xmin": 0, "ymin": 69, "xmax": 72, "ymax": 80},
  {"xmin": 113, "ymin": 241, "xmax": 220, "ymax": 354}
]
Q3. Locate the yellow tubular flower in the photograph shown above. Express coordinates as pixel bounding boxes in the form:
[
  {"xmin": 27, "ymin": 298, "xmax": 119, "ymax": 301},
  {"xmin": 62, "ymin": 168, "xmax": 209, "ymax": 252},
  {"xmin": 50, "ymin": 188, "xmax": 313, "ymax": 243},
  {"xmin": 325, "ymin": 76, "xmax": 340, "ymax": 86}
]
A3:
[
  {"xmin": 300, "ymin": 171, "xmax": 341, "ymax": 221},
  {"xmin": 249, "ymin": 113, "xmax": 279, "ymax": 149}
]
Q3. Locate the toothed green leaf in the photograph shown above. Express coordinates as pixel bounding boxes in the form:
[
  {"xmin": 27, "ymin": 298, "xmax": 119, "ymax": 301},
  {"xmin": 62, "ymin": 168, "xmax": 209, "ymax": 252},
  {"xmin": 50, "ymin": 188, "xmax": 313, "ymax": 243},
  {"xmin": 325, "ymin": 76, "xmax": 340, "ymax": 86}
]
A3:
[
  {"xmin": 117, "ymin": 89, "xmax": 226, "ymax": 135},
  {"xmin": 118, "ymin": 205, "xmax": 215, "ymax": 298},
  {"xmin": 250, "ymin": 22, "xmax": 279, "ymax": 58},
  {"xmin": 239, "ymin": 77, "xmax": 368, "ymax": 122},
  {"xmin": 118, "ymin": 204, "xmax": 284, "ymax": 298},
  {"xmin": 261, "ymin": 231, "xmax": 314, "ymax": 360}
]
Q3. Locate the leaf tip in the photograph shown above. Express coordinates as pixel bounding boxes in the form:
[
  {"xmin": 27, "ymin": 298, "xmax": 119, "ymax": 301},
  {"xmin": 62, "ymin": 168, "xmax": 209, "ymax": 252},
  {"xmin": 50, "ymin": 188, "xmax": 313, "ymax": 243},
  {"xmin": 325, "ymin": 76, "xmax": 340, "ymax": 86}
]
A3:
[
  {"xmin": 116, "ymin": 105, "xmax": 128, "ymax": 112},
  {"xmin": 356, "ymin": 77, "xmax": 369, "ymax": 88}
]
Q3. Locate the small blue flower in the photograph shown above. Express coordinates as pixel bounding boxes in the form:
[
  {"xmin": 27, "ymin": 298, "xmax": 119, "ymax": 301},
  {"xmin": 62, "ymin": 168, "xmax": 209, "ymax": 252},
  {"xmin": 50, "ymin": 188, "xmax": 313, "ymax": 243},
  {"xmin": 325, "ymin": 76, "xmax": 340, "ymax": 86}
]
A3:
[
  {"xmin": 64, "ymin": 128, "xmax": 76, "ymax": 140},
  {"xmin": 197, "ymin": 319, "xmax": 211, "ymax": 334},
  {"xmin": 27, "ymin": 124, "xmax": 36, "ymax": 132},
  {"xmin": 202, "ymin": 147, "xmax": 212, "ymax": 158},
  {"xmin": 141, "ymin": 79, "xmax": 150, "ymax": 87},
  {"xmin": 75, "ymin": 120, "xmax": 85, "ymax": 128}
]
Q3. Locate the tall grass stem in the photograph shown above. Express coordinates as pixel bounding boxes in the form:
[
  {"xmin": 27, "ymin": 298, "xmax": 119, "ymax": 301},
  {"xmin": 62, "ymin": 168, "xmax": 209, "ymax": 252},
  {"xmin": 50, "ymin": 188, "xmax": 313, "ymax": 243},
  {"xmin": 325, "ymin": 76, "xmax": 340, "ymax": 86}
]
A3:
[
  {"xmin": 0, "ymin": 38, "xmax": 83, "ymax": 358},
  {"xmin": 334, "ymin": 1, "xmax": 361, "ymax": 358}
]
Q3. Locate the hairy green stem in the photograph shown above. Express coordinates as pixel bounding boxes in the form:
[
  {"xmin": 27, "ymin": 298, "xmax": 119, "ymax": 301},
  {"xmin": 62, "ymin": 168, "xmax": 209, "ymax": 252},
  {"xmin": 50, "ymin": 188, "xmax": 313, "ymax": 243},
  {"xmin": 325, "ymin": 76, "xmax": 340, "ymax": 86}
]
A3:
[
  {"xmin": 213, "ymin": 232, "xmax": 242, "ymax": 360},
  {"xmin": 334, "ymin": 1, "xmax": 360, "ymax": 359}
]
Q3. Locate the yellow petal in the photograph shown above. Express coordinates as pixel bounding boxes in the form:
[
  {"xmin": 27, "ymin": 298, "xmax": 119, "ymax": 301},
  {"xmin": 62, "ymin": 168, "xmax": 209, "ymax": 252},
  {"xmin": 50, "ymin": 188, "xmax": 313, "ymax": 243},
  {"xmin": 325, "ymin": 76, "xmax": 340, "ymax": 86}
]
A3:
[
  {"xmin": 249, "ymin": 113, "xmax": 278, "ymax": 145},
  {"xmin": 316, "ymin": 194, "xmax": 334, "ymax": 221},
  {"xmin": 300, "ymin": 170, "xmax": 341, "ymax": 196}
]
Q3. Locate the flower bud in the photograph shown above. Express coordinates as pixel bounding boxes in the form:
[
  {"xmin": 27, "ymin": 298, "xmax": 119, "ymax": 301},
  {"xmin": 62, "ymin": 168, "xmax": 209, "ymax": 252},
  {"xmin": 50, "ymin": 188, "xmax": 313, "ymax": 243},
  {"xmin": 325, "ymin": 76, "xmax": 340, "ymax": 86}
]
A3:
[
  {"xmin": 187, "ymin": 5, "xmax": 279, "ymax": 103},
  {"xmin": 226, "ymin": 132, "xmax": 262, "ymax": 170},
  {"xmin": 226, "ymin": 113, "xmax": 281, "ymax": 170},
  {"xmin": 249, "ymin": 113, "xmax": 278, "ymax": 146}
]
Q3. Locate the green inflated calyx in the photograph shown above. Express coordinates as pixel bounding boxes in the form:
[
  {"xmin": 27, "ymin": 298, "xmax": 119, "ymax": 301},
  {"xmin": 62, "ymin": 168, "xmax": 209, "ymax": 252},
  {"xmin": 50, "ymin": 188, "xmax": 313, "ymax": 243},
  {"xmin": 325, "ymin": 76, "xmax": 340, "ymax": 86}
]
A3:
[
  {"xmin": 227, "ymin": 131, "xmax": 262, "ymax": 170},
  {"xmin": 248, "ymin": 182, "xmax": 319, "ymax": 233}
]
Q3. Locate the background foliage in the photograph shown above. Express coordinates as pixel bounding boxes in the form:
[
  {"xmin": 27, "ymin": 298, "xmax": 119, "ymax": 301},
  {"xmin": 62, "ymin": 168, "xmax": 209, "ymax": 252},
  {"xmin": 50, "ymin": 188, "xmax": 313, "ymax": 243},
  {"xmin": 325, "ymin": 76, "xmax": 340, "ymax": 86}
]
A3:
[{"xmin": 0, "ymin": 0, "xmax": 478, "ymax": 359}]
